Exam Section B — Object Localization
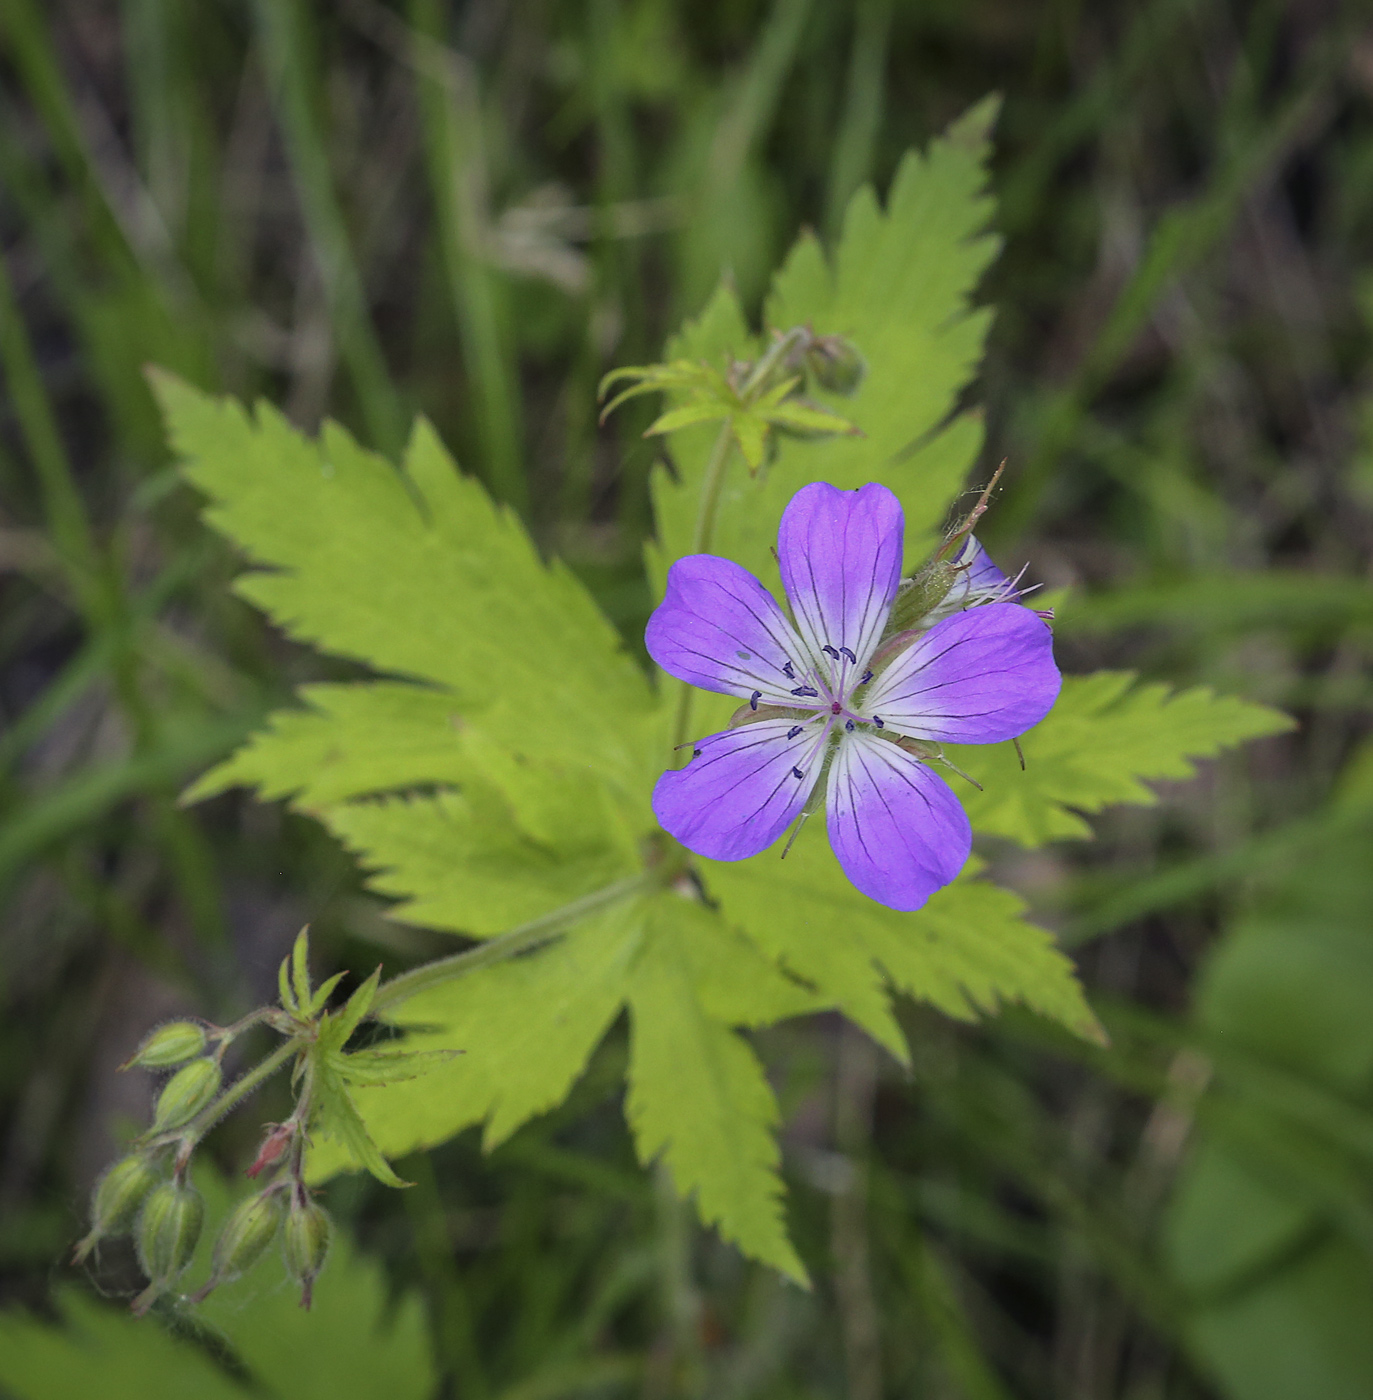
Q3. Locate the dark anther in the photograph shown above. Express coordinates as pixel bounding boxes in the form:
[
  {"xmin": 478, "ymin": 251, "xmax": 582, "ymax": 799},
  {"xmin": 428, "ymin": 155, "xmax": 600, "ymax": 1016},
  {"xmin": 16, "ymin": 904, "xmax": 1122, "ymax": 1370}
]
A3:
[
  {"xmin": 861, "ymin": 669, "xmax": 873, "ymax": 684},
  {"xmin": 873, "ymin": 716, "xmax": 884, "ymax": 728},
  {"xmin": 845, "ymin": 719, "xmax": 855, "ymax": 732},
  {"xmin": 822, "ymin": 645, "xmax": 841, "ymax": 660},
  {"xmin": 750, "ymin": 690, "xmax": 762, "ymax": 710},
  {"xmin": 693, "ymin": 748, "xmax": 702, "ymax": 757},
  {"xmin": 840, "ymin": 647, "xmax": 857, "ymax": 663},
  {"xmin": 782, "ymin": 661, "xmax": 795, "ymax": 679},
  {"xmin": 791, "ymin": 686, "xmax": 819, "ymax": 697},
  {"xmin": 791, "ymin": 767, "xmax": 804, "ymax": 780},
  {"xmin": 787, "ymin": 726, "xmax": 803, "ymax": 740}
]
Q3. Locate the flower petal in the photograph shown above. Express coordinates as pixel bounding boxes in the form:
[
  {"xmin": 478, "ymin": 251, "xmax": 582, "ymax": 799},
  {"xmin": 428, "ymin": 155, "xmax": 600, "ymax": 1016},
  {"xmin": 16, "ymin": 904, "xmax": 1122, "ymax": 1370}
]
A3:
[
  {"xmin": 861, "ymin": 603, "xmax": 1060, "ymax": 745},
  {"xmin": 652, "ymin": 719, "xmax": 828, "ymax": 861},
  {"xmin": 825, "ymin": 733, "xmax": 970, "ymax": 911},
  {"xmin": 646, "ymin": 555, "xmax": 809, "ymax": 703},
  {"xmin": 949, "ymin": 535, "xmax": 1015, "ymax": 602},
  {"xmin": 777, "ymin": 482, "xmax": 903, "ymax": 685}
]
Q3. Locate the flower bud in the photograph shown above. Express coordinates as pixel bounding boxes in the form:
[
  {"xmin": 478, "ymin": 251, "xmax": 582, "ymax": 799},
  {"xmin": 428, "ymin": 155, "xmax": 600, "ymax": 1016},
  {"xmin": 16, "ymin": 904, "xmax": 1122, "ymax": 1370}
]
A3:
[
  {"xmin": 193, "ymin": 1192, "xmax": 284, "ymax": 1300},
  {"xmin": 136, "ymin": 1179, "xmax": 204, "ymax": 1288},
  {"xmin": 121, "ymin": 1021, "xmax": 208, "ymax": 1071},
  {"xmin": 151, "ymin": 1057, "xmax": 221, "ymax": 1132},
  {"xmin": 73, "ymin": 1153, "xmax": 164, "ymax": 1262},
  {"xmin": 283, "ymin": 1197, "xmax": 331, "ymax": 1309},
  {"xmin": 805, "ymin": 336, "xmax": 866, "ymax": 396}
]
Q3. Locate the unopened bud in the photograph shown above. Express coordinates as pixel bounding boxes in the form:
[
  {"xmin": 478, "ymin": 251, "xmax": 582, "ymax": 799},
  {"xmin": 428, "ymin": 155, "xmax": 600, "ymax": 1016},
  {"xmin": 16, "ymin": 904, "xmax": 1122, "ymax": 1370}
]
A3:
[
  {"xmin": 151, "ymin": 1057, "xmax": 221, "ymax": 1132},
  {"xmin": 121, "ymin": 1021, "xmax": 208, "ymax": 1071},
  {"xmin": 73, "ymin": 1153, "xmax": 164, "ymax": 1262},
  {"xmin": 805, "ymin": 336, "xmax": 866, "ymax": 396},
  {"xmin": 136, "ymin": 1179, "xmax": 204, "ymax": 1288},
  {"xmin": 283, "ymin": 1197, "xmax": 331, "ymax": 1309},
  {"xmin": 192, "ymin": 1192, "xmax": 284, "ymax": 1301}
]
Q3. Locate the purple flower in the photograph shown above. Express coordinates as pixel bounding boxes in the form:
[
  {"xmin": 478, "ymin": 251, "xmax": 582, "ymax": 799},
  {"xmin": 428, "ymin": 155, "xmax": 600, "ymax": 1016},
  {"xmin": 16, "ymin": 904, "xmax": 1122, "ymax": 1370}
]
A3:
[{"xmin": 645, "ymin": 482, "xmax": 1061, "ymax": 911}]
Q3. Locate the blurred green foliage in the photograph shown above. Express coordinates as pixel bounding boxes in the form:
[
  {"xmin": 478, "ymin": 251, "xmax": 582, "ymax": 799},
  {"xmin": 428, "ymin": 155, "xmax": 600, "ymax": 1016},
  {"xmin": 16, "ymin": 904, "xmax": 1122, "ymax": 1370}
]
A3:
[{"xmin": 2, "ymin": 1, "xmax": 1372, "ymax": 1398}]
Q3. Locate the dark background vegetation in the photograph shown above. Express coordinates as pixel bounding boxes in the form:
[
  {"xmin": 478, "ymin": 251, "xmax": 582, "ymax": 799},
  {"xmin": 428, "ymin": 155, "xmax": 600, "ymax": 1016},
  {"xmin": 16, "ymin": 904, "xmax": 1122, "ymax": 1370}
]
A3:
[{"xmin": 3, "ymin": 1, "xmax": 1373, "ymax": 1397}]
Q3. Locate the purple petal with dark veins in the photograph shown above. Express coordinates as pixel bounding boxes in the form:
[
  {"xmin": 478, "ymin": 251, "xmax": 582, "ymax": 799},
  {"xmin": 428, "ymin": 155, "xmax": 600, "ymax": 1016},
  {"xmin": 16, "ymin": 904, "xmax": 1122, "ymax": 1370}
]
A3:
[
  {"xmin": 825, "ymin": 733, "xmax": 971, "ymax": 911},
  {"xmin": 861, "ymin": 603, "xmax": 1060, "ymax": 745},
  {"xmin": 777, "ymin": 482, "xmax": 903, "ymax": 687},
  {"xmin": 646, "ymin": 554, "xmax": 809, "ymax": 702},
  {"xmin": 652, "ymin": 719, "xmax": 828, "ymax": 861},
  {"xmin": 950, "ymin": 536, "xmax": 1013, "ymax": 601}
]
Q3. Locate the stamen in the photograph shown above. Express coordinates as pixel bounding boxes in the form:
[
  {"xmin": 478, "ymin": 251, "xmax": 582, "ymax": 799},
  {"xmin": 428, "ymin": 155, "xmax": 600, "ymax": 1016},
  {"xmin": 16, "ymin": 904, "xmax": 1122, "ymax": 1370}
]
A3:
[
  {"xmin": 782, "ymin": 660, "xmax": 796, "ymax": 679},
  {"xmin": 791, "ymin": 686, "xmax": 819, "ymax": 697},
  {"xmin": 845, "ymin": 719, "xmax": 854, "ymax": 732},
  {"xmin": 840, "ymin": 646, "xmax": 857, "ymax": 663},
  {"xmin": 780, "ymin": 811, "xmax": 809, "ymax": 859},
  {"xmin": 860, "ymin": 669, "xmax": 873, "ymax": 684},
  {"xmin": 693, "ymin": 748, "xmax": 701, "ymax": 757},
  {"xmin": 791, "ymin": 766, "xmax": 804, "ymax": 779},
  {"xmin": 787, "ymin": 726, "xmax": 803, "ymax": 739},
  {"xmin": 873, "ymin": 716, "xmax": 884, "ymax": 728},
  {"xmin": 822, "ymin": 645, "xmax": 841, "ymax": 660},
  {"xmin": 749, "ymin": 690, "xmax": 762, "ymax": 710}
]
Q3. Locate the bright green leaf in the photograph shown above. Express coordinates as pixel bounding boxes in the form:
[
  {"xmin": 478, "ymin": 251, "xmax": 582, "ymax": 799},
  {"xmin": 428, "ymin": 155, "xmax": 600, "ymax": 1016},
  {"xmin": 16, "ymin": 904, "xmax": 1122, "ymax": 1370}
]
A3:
[
  {"xmin": 186, "ymin": 682, "xmax": 469, "ymax": 808},
  {"xmin": 950, "ymin": 673, "xmax": 1295, "ymax": 846},
  {"xmin": 626, "ymin": 902, "xmax": 808, "ymax": 1284},
  {"xmin": 706, "ymin": 829, "xmax": 1101, "ymax": 1054},
  {"xmin": 308, "ymin": 899, "xmax": 646, "ymax": 1178}
]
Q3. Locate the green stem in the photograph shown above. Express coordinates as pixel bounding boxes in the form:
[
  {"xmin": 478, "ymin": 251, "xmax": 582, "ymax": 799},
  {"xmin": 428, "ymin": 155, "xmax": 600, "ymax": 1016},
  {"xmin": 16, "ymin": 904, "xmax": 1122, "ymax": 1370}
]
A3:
[
  {"xmin": 737, "ymin": 323, "xmax": 809, "ymax": 402},
  {"xmin": 372, "ymin": 875, "xmax": 651, "ymax": 1014},
  {"xmin": 688, "ymin": 421, "xmax": 736, "ymax": 558},
  {"xmin": 173, "ymin": 1037, "xmax": 301, "ymax": 1148}
]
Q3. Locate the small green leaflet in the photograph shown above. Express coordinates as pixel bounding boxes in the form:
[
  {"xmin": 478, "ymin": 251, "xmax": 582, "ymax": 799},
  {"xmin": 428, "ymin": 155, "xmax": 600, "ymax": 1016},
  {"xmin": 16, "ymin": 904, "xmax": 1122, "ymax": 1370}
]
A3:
[
  {"xmin": 599, "ymin": 356, "xmax": 860, "ymax": 473},
  {"xmin": 947, "ymin": 673, "xmax": 1296, "ymax": 846}
]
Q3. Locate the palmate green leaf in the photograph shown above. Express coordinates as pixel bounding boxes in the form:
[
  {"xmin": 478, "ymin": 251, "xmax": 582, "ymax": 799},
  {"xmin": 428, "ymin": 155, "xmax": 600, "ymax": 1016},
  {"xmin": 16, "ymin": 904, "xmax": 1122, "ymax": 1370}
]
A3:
[
  {"xmin": 626, "ymin": 898, "xmax": 809, "ymax": 1284},
  {"xmin": 949, "ymin": 672, "xmax": 1295, "ymax": 846},
  {"xmin": 184, "ymin": 682, "xmax": 470, "ymax": 808},
  {"xmin": 706, "ymin": 830, "xmax": 1104, "ymax": 1058},
  {"xmin": 155, "ymin": 372, "xmax": 657, "ymax": 794},
  {"xmin": 646, "ymin": 96, "xmax": 1000, "ymax": 598},
  {"xmin": 322, "ymin": 766, "xmax": 641, "ymax": 937}
]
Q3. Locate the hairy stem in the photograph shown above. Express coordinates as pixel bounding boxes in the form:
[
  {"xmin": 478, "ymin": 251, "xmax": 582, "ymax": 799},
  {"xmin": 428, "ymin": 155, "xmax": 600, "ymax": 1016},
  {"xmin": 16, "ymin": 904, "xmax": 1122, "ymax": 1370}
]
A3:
[
  {"xmin": 171, "ymin": 1037, "xmax": 301, "ymax": 1153},
  {"xmin": 372, "ymin": 874, "xmax": 651, "ymax": 1014},
  {"xmin": 689, "ymin": 420, "xmax": 736, "ymax": 558}
]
